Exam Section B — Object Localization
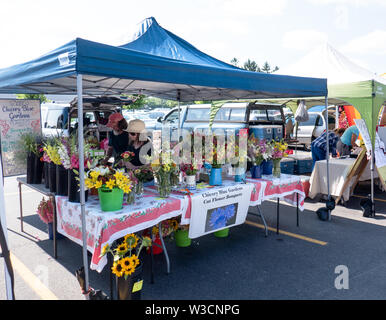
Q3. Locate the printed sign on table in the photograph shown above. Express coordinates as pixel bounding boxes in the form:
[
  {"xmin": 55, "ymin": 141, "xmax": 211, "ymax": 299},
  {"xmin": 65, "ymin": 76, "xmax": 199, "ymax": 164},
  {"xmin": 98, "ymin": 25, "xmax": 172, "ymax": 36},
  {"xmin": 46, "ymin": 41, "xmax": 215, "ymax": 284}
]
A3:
[
  {"xmin": 0, "ymin": 99, "xmax": 41, "ymax": 176},
  {"xmin": 188, "ymin": 183, "xmax": 254, "ymax": 239}
]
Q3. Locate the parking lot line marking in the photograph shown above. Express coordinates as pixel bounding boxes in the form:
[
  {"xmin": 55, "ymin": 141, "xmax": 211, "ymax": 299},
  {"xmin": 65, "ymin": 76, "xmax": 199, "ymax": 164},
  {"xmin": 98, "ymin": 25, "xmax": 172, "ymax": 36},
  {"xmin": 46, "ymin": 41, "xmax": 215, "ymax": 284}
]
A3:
[
  {"xmin": 245, "ymin": 220, "xmax": 328, "ymax": 246},
  {"xmin": 352, "ymin": 195, "xmax": 386, "ymax": 203},
  {"xmin": 10, "ymin": 253, "xmax": 58, "ymax": 300}
]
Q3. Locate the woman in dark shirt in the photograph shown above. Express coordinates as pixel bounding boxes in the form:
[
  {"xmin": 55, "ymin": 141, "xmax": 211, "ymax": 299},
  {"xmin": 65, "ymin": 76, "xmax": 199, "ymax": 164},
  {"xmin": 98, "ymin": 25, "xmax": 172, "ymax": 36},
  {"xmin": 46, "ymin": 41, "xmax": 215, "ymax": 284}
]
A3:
[
  {"xmin": 124, "ymin": 119, "xmax": 152, "ymax": 170},
  {"xmin": 102, "ymin": 113, "xmax": 129, "ymax": 165}
]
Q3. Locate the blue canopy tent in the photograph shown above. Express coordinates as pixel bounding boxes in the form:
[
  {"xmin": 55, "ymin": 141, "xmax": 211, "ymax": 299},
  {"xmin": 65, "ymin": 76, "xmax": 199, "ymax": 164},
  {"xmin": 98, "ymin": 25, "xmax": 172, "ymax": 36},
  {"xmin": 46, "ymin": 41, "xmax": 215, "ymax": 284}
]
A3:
[{"xmin": 0, "ymin": 17, "xmax": 327, "ymax": 298}]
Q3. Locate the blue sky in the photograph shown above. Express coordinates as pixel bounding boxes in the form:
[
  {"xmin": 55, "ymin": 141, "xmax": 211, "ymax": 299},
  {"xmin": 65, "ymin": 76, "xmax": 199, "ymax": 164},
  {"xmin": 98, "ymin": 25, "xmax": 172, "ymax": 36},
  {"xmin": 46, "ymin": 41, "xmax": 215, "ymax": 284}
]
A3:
[{"xmin": 1, "ymin": 0, "xmax": 385, "ymax": 75}]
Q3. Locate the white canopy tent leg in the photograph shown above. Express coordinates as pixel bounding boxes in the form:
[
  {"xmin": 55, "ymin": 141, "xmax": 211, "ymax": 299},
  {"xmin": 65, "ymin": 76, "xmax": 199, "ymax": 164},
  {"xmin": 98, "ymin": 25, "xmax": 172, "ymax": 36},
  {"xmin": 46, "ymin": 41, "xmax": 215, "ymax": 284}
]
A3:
[
  {"xmin": 77, "ymin": 74, "xmax": 90, "ymax": 297},
  {"xmin": 0, "ymin": 156, "xmax": 15, "ymax": 300},
  {"xmin": 325, "ymin": 96, "xmax": 331, "ymax": 221}
]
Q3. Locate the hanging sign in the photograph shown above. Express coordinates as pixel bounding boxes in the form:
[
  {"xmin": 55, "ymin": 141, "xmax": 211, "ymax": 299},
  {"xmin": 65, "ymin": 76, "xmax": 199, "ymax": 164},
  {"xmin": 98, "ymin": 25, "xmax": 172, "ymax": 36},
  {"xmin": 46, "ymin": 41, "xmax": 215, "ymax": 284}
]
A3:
[
  {"xmin": 188, "ymin": 182, "xmax": 254, "ymax": 239},
  {"xmin": 0, "ymin": 99, "xmax": 41, "ymax": 177}
]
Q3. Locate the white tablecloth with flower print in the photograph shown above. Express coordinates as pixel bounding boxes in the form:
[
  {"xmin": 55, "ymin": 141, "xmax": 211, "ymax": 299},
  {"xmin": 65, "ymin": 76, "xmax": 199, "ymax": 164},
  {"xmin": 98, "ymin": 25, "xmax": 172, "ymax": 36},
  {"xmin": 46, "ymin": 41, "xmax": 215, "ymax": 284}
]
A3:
[{"xmin": 55, "ymin": 189, "xmax": 189, "ymax": 272}]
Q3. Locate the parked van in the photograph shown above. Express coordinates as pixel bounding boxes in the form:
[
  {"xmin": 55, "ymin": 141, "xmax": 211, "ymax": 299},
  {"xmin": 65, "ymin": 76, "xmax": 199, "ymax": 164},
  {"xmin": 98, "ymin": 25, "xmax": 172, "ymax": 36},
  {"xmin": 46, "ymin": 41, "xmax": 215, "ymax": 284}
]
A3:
[{"xmin": 41, "ymin": 96, "xmax": 129, "ymax": 140}]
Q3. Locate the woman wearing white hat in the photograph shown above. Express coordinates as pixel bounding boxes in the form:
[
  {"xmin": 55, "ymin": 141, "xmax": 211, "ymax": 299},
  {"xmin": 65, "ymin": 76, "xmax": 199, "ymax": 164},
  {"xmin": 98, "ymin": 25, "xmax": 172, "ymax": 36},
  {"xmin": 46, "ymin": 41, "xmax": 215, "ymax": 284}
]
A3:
[{"xmin": 123, "ymin": 119, "xmax": 152, "ymax": 170}]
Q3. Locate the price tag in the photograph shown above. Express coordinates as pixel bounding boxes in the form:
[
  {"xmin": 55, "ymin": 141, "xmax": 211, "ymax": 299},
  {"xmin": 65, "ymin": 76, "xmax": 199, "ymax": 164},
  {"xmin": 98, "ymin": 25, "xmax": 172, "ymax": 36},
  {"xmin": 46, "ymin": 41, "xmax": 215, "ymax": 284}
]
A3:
[{"xmin": 132, "ymin": 280, "xmax": 143, "ymax": 293}]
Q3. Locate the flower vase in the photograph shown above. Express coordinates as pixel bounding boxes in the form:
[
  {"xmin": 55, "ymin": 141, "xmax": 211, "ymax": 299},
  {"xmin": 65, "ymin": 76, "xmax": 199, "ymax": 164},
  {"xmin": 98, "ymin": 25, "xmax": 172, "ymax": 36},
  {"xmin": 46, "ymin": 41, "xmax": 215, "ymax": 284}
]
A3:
[
  {"xmin": 48, "ymin": 162, "xmax": 57, "ymax": 193},
  {"xmin": 262, "ymin": 160, "xmax": 273, "ymax": 175},
  {"xmin": 250, "ymin": 164, "xmax": 262, "ymax": 179},
  {"xmin": 234, "ymin": 166, "xmax": 246, "ymax": 182},
  {"xmin": 68, "ymin": 169, "xmax": 88, "ymax": 203},
  {"xmin": 135, "ymin": 180, "xmax": 144, "ymax": 197},
  {"xmin": 26, "ymin": 152, "xmax": 36, "ymax": 184},
  {"xmin": 209, "ymin": 167, "xmax": 222, "ymax": 186},
  {"xmin": 47, "ymin": 222, "xmax": 64, "ymax": 240},
  {"xmin": 125, "ymin": 191, "xmax": 135, "ymax": 205},
  {"xmin": 273, "ymin": 159, "xmax": 281, "ymax": 178},
  {"xmin": 175, "ymin": 229, "xmax": 191, "ymax": 247},
  {"xmin": 156, "ymin": 172, "xmax": 171, "ymax": 198},
  {"xmin": 43, "ymin": 162, "xmax": 50, "ymax": 189},
  {"xmin": 185, "ymin": 175, "xmax": 196, "ymax": 190},
  {"xmin": 115, "ymin": 263, "xmax": 143, "ymax": 300},
  {"xmin": 55, "ymin": 165, "xmax": 68, "ymax": 196},
  {"xmin": 33, "ymin": 154, "xmax": 44, "ymax": 184},
  {"xmin": 98, "ymin": 187, "xmax": 124, "ymax": 212}
]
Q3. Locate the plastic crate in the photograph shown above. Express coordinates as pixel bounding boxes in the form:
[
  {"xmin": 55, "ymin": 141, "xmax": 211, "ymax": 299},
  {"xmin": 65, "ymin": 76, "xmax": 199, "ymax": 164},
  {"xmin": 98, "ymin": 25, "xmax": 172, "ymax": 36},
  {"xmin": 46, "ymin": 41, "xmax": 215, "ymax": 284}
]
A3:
[
  {"xmin": 271, "ymin": 125, "xmax": 284, "ymax": 141},
  {"xmin": 294, "ymin": 158, "xmax": 313, "ymax": 174},
  {"xmin": 249, "ymin": 125, "xmax": 273, "ymax": 141},
  {"xmin": 280, "ymin": 158, "xmax": 295, "ymax": 174}
]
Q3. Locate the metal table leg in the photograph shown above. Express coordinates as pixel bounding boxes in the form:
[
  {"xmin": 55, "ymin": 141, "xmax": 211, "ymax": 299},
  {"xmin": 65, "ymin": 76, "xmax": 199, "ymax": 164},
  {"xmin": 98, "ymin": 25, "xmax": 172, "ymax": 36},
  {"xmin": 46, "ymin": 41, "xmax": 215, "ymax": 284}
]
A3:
[
  {"xmin": 18, "ymin": 182, "xmax": 24, "ymax": 233},
  {"xmin": 296, "ymin": 193, "xmax": 299, "ymax": 227},
  {"xmin": 276, "ymin": 198, "xmax": 280, "ymax": 235},
  {"xmin": 158, "ymin": 222, "xmax": 170, "ymax": 274},
  {"xmin": 150, "ymin": 233, "xmax": 155, "ymax": 284},
  {"xmin": 256, "ymin": 206, "xmax": 268, "ymax": 237},
  {"xmin": 51, "ymin": 196, "xmax": 57, "ymax": 259}
]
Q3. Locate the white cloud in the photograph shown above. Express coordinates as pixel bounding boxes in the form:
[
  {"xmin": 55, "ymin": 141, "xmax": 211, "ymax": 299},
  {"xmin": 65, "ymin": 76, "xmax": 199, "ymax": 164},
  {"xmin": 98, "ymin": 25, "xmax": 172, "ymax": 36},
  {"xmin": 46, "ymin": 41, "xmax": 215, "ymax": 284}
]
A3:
[
  {"xmin": 223, "ymin": 0, "xmax": 288, "ymax": 16},
  {"xmin": 340, "ymin": 30, "xmax": 386, "ymax": 55},
  {"xmin": 334, "ymin": 5, "xmax": 349, "ymax": 30},
  {"xmin": 282, "ymin": 29, "xmax": 329, "ymax": 50},
  {"xmin": 307, "ymin": 0, "xmax": 386, "ymax": 6}
]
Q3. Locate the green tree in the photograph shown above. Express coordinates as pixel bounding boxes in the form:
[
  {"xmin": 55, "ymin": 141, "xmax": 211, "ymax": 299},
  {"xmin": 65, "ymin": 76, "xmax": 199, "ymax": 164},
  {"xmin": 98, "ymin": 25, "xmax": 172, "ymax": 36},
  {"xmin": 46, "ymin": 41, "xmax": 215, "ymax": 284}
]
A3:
[
  {"xmin": 261, "ymin": 61, "xmax": 279, "ymax": 73},
  {"xmin": 122, "ymin": 94, "xmax": 146, "ymax": 110},
  {"xmin": 231, "ymin": 58, "xmax": 279, "ymax": 73},
  {"xmin": 243, "ymin": 59, "xmax": 260, "ymax": 72},
  {"xmin": 16, "ymin": 94, "xmax": 48, "ymax": 103},
  {"xmin": 230, "ymin": 57, "xmax": 239, "ymax": 67}
]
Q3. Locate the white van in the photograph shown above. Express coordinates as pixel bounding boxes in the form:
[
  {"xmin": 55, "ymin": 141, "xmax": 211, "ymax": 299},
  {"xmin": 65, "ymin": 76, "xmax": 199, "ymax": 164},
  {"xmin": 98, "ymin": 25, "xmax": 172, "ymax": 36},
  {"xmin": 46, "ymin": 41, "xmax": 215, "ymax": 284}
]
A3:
[{"xmin": 295, "ymin": 111, "xmax": 335, "ymax": 150}]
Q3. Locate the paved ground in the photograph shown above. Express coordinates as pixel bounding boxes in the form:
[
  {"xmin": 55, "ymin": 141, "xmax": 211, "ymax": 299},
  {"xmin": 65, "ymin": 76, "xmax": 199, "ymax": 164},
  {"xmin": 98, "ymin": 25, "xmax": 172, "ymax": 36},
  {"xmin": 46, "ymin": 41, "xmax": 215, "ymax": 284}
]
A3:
[{"xmin": 0, "ymin": 175, "xmax": 385, "ymax": 300}]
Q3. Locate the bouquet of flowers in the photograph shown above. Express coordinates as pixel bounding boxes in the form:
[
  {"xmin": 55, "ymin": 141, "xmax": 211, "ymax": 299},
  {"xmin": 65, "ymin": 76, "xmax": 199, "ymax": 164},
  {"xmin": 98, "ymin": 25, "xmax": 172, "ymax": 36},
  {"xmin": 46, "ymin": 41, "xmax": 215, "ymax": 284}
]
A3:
[
  {"xmin": 270, "ymin": 139, "xmax": 290, "ymax": 160},
  {"xmin": 247, "ymin": 134, "xmax": 272, "ymax": 166},
  {"xmin": 203, "ymin": 133, "xmax": 226, "ymax": 169},
  {"xmin": 36, "ymin": 197, "xmax": 54, "ymax": 224},
  {"xmin": 100, "ymin": 234, "xmax": 152, "ymax": 280},
  {"xmin": 121, "ymin": 151, "xmax": 135, "ymax": 163},
  {"xmin": 43, "ymin": 138, "xmax": 62, "ymax": 166},
  {"xmin": 85, "ymin": 165, "xmax": 132, "ymax": 194}
]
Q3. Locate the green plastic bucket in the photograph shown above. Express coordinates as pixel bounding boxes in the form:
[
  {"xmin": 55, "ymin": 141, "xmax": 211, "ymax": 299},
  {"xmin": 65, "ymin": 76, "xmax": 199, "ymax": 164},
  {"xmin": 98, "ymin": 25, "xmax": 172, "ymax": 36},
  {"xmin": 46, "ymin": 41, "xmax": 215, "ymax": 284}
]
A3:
[
  {"xmin": 214, "ymin": 228, "xmax": 229, "ymax": 238},
  {"xmin": 98, "ymin": 187, "xmax": 124, "ymax": 212},
  {"xmin": 175, "ymin": 229, "xmax": 191, "ymax": 247}
]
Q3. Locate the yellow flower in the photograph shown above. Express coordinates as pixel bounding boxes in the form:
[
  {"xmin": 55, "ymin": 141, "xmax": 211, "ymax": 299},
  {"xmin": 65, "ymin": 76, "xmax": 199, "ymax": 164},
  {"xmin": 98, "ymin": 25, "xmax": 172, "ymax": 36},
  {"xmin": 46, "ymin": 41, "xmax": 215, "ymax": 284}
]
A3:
[
  {"xmin": 152, "ymin": 226, "xmax": 159, "ymax": 235},
  {"xmin": 124, "ymin": 234, "xmax": 139, "ymax": 249},
  {"xmin": 121, "ymin": 257, "xmax": 135, "ymax": 270},
  {"xmin": 131, "ymin": 254, "xmax": 140, "ymax": 267},
  {"xmin": 100, "ymin": 244, "xmax": 110, "ymax": 257},
  {"xmin": 170, "ymin": 219, "xmax": 179, "ymax": 231},
  {"xmin": 94, "ymin": 179, "xmax": 103, "ymax": 189},
  {"xmin": 124, "ymin": 265, "xmax": 136, "ymax": 276},
  {"xmin": 111, "ymin": 260, "xmax": 125, "ymax": 277},
  {"xmin": 105, "ymin": 179, "xmax": 115, "ymax": 190},
  {"xmin": 115, "ymin": 242, "xmax": 128, "ymax": 255},
  {"xmin": 90, "ymin": 171, "xmax": 100, "ymax": 180},
  {"xmin": 142, "ymin": 236, "xmax": 152, "ymax": 247},
  {"xmin": 85, "ymin": 178, "xmax": 94, "ymax": 189},
  {"xmin": 114, "ymin": 172, "xmax": 125, "ymax": 181}
]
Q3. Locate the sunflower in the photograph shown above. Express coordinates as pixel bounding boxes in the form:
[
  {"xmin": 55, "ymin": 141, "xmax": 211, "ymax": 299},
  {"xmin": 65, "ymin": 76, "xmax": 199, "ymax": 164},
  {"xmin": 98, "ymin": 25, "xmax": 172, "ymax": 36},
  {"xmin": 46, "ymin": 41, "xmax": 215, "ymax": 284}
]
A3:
[
  {"xmin": 152, "ymin": 226, "xmax": 159, "ymax": 235},
  {"xmin": 124, "ymin": 234, "xmax": 139, "ymax": 249},
  {"xmin": 121, "ymin": 256, "xmax": 135, "ymax": 270},
  {"xmin": 124, "ymin": 264, "xmax": 136, "ymax": 276},
  {"xmin": 131, "ymin": 254, "xmax": 140, "ymax": 267},
  {"xmin": 111, "ymin": 260, "xmax": 125, "ymax": 277},
  {"xmin": 105, "ymin": 179, "xmax": 115, "ymax": 190},
  {"xmin": 170, "ymin": 219, "xmax": 179, "ymax": 231},
  {"xmin": 115, "ymin": 242, "xmax": 128, "ymax": 255}
]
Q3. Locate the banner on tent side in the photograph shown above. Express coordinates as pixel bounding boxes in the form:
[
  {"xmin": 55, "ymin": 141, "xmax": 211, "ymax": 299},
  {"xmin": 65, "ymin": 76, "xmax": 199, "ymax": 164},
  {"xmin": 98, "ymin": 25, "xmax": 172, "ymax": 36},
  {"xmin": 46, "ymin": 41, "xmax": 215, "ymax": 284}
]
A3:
[
  {"xmin": 0, "ymin": 99, "xmax": 41, "ymax": 177},
  {"xmin": 188, "ymin": 183, "xmax": 254, "ymax": 239},
  {"xmin": 354, "ymin": 119, "xmax": 372, "ymax": 158}
]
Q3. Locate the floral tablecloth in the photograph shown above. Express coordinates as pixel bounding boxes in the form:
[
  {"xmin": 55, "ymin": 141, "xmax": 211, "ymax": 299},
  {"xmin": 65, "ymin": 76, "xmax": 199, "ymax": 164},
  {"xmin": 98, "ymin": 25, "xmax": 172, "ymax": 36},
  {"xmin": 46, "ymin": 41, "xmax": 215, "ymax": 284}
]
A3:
[
  {"xmin": 55, "ymin": 190, "xmax": 188, "ymax": 272},
  {"xmin": 247, "ymin": 174, "xmax": 306, "ymax": 210}
]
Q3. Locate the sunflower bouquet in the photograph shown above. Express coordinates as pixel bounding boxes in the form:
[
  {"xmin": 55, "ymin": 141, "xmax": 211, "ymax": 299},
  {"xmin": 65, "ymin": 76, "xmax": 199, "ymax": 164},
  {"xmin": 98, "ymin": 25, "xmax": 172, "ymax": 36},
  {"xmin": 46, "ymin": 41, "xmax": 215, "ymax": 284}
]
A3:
[
  {"xmin": 85, "ymin": 165, "xmax": 132, "ymax": 194},
  {"xmin": 100, "ymin": 233, "xmax": 152, "ymax": 279}
]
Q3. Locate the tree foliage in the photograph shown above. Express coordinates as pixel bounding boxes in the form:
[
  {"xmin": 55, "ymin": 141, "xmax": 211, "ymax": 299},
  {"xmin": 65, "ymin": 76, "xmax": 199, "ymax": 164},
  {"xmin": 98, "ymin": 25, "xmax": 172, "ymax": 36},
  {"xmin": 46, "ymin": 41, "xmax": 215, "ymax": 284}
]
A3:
[
  {"xmin": 16, "ymin": 94, "xmax": 48, "ymax": 103},
  {"xmin": 230, "ymin": 57, "xmax": 279, "ymax": 73}
]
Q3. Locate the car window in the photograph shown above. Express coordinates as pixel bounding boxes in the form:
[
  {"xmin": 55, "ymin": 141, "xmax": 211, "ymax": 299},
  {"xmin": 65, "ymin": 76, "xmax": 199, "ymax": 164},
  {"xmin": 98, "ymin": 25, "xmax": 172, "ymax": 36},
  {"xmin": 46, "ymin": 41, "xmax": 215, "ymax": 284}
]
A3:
[
  {"xmin": 45, "ymin": 108, "xmax": 69, "ymax": 129},
  {"xmin": 165, "ymin": 109, "xmax": 180, "ymax": 123},
  {"xmin": 299, "ymin": 114, "xmax": 318, "ymax": 126},
  {"xmin": 249, "ymin": 110, "xmax": 268, "ymax": 121},
  {"xmin": 316, "ymin": 115, "xmax": 324, "ymax": 126},
  {"xmin": 229, "ymin": 108, "xmax": 246, "ymax": 121},
  {"xmin": 267, "ymin": 110, "xmax": 282, "ymax": 121}
]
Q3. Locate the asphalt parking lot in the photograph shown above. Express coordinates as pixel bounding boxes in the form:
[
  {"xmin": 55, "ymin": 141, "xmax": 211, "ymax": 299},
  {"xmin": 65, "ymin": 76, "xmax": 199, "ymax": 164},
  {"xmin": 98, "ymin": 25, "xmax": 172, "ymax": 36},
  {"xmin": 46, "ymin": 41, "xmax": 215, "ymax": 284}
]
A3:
[{"xmin": 0, "ymin": 176, "xmax": 385, "ymax": 300}]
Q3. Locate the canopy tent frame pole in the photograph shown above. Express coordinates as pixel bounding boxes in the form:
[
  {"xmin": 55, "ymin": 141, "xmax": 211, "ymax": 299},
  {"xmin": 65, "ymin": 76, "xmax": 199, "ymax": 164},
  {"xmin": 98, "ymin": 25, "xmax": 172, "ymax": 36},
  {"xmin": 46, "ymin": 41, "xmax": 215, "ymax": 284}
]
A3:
[
  {"xmin": 325, "ymin": 96, "xmax": 331, "ymax": 221},
  {"xmin": 77, "ymin": 74, "xmax": 90, "ymax": 298}
]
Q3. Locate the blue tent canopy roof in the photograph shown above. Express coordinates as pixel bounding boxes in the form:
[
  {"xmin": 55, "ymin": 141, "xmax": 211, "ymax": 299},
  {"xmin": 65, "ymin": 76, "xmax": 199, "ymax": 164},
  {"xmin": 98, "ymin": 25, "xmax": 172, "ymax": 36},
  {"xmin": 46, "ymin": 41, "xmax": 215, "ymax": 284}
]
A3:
[{"xmin": 0, "ymin": 18, "xmax": 327, "ymax": 101}]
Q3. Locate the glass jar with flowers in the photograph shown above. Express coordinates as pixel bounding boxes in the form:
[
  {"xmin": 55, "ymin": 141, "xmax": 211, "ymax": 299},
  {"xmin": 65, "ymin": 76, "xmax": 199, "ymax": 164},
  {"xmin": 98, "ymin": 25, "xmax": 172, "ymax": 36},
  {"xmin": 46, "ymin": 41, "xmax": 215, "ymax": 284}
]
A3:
[
  {"xmin": 270, "ymin": 139, "xmax": 290, "ymax": 178},
  {"xmin": 85, "ymin": 166, "xmax": 133, "ymax": 211},
  {"xmin": 132, "ymin": 167, "xmax": 153, "ymax": 197},
  {"xmin": 99, "ymin": 233, "xmax": 152, "ymax": 300}
]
